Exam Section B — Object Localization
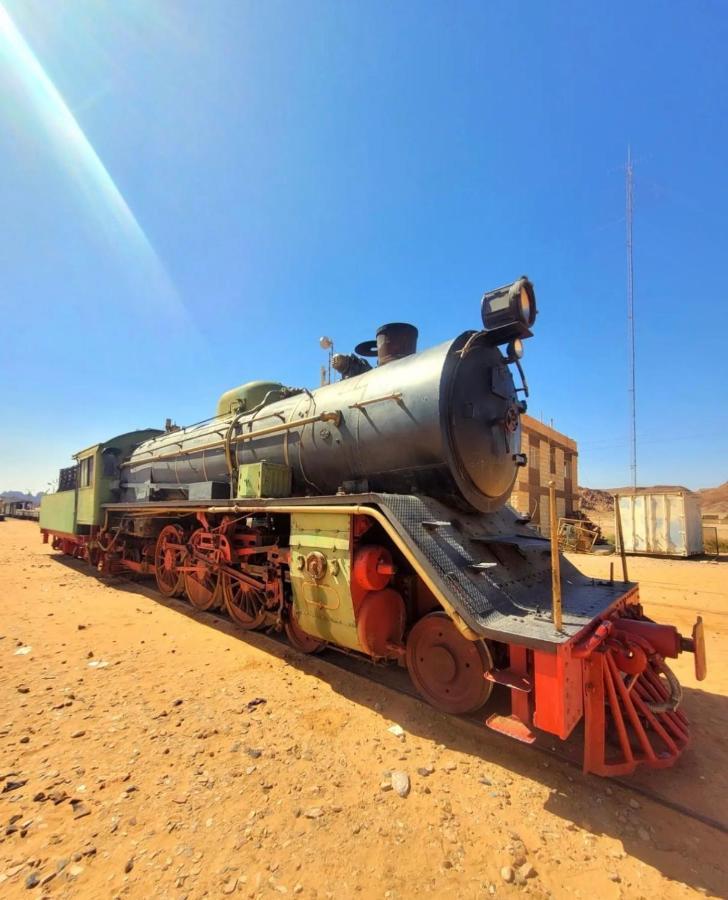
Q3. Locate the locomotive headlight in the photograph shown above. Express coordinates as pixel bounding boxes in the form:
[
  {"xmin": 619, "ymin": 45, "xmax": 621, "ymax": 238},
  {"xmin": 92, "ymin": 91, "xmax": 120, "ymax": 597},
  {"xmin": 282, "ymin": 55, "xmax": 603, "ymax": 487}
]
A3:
[
  {"xmin": 480, "ymin": 276, "xmax": 537, "ymax": 344},
  {"xmin": 517, "ymin": 282, "xmax": 536, "ymax": 327}
]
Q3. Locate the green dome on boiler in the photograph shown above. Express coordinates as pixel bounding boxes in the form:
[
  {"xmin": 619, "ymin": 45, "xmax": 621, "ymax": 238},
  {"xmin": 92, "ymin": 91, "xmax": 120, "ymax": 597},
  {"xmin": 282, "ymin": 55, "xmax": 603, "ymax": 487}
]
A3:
[{"xmin": 215, "ymin": 381, "xmax": 285, "ymax": 418}]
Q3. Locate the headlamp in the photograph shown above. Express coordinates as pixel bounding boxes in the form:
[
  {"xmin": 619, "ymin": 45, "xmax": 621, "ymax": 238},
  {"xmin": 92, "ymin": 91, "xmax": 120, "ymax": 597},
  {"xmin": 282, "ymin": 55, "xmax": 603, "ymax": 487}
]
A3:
[{"xmin": 480, "ymin": 276, "xmax": 537, "ymax": 344}]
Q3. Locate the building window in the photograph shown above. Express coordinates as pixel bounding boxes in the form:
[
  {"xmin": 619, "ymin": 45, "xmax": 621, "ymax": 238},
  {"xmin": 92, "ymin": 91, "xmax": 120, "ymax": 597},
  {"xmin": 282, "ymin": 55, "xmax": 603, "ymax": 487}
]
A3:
[
  {"xmin": 530, "ymin": 443, "xmax": 539, "ymax": 469},
  {"xmin": 564, "ymin": 454, "xmax": 571, "ymax": 481},
  {"xmin": 549, "ymin": 445, "xmax": 556, "ymax": 475}
]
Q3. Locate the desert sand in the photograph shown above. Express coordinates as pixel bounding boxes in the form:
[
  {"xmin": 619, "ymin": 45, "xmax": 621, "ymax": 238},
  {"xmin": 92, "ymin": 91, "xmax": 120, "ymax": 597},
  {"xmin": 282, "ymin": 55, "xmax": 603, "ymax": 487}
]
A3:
[{"xmin": 1, "ymin": 518, "xmax": 727, "ymax": 898}]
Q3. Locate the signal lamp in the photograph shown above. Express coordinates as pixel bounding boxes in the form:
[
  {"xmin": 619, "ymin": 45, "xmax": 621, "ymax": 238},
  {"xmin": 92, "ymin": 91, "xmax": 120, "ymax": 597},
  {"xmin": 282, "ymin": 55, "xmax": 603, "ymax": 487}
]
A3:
[{"xmin": 505, "ymin": 338, "xmax": 524, "ymax": 362}]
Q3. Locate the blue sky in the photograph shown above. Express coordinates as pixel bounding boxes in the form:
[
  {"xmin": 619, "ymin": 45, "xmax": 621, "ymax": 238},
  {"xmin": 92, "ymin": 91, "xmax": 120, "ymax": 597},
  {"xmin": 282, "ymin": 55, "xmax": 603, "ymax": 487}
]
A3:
[{"xmin": 1, "ymin": 0, "xmax": 726, "ymax": 493}]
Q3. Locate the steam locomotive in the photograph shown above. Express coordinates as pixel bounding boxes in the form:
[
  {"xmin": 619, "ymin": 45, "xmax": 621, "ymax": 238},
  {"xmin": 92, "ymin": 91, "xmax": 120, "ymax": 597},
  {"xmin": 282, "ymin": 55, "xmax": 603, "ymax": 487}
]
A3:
[{"xmin": 39, "ymin": 277, "xmax": 706, "ymax": 776}]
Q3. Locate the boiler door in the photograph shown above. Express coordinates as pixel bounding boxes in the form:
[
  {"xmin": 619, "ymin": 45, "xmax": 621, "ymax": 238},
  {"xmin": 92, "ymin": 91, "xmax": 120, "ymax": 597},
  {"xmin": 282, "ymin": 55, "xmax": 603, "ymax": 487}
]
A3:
[{"xmin": 447, "ymin": 345, "xmax": 520, "ymax": 507}]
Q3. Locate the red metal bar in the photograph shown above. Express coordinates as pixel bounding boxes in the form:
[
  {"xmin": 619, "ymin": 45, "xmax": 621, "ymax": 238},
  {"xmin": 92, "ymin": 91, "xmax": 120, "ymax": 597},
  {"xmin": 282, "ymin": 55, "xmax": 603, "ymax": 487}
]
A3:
[
  {"xmin": 602, "ymin": 653, "xmax": 636, "ymax": 766},
  {"xmin": 630, "ymin": 687, "xmax": 679, "ymax": 755},
  {"xmin": 583, "ymin": 653, "xmax": 606, "ymax": 775},
  {"xmin": 606, "ymin": 653, "xmax": 657, "ymax": 762}
]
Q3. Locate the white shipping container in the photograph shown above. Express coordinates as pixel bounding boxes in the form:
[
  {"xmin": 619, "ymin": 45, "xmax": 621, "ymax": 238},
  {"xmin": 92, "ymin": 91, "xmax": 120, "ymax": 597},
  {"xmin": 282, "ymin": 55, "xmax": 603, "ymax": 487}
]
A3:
[{"xmin": 615, "ymin": 489, "xmax": 704, "ymax": 557}]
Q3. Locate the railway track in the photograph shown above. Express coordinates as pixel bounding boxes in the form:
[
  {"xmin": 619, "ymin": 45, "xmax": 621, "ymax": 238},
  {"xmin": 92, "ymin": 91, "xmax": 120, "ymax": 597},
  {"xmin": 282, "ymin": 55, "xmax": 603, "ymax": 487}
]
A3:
[
  {"xmin": 641, "ymin": 598, "xmax": 728, "ymax": 618},
  {"xmin": 119, "ymin": 569, "xmax": 728, "ymax": 837},
  {"xmin": 54, "ymin": 555, "xmax": 728, "ymax": 838},
  {"xmin": 314, "ymin": 640, "xmax": 728, "ymax": 837}
]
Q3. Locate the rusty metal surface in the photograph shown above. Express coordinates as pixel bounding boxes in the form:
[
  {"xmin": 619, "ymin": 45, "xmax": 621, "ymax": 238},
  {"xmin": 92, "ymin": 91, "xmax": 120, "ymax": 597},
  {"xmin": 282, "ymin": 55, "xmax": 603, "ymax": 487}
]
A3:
[
  {"xmin": 557, "ymin": 517, "xmax": 599, "ymax": 553},
  {"xmin": 154, "ymin": 524, "xmax": 185, "ymax": 598},
  {"xmin": 221, "ymin": 573, "xmax": 267, "ymax": 630},
  {"xmin": 183, "ymin": 529, "xmax": 221, "ymax": 610},
  {"xmin": 405, "ymin": 612, "xmax": 493, "ymax": 714}
]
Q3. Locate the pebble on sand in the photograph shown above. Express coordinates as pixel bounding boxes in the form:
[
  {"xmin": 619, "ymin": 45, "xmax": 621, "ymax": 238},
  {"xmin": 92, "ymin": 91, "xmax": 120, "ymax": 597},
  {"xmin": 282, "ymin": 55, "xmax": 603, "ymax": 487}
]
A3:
[
  {"xmin": 391, "ymin": 771, "xmax": 410, "ymax": 798},
  {"xmin": 71, "ymin": 800, "xmax": 91, "ymax": 820}
]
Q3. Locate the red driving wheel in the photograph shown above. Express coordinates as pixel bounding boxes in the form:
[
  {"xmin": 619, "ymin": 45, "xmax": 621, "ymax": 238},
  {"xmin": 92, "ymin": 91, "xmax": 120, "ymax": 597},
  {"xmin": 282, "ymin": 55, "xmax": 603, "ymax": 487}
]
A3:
[
  {"xmin": 222, "ymin": 574, "xmax": 267, "ymax": 630},
  {"xmin": 154, "ymin": 525, "xmax": 186, "ymax": 598},
  {"xmin": 285, "ymin": 610, "xmax": 325, "ymax": 654},
  {"xmin": 183, "ymin": 529, "xmax": 221, "ymax": 611}
]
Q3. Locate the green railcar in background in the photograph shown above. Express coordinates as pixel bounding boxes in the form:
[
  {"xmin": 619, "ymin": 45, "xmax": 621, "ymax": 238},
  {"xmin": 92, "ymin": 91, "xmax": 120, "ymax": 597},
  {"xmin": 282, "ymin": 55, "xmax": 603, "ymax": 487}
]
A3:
[{"xmin": 39, "ymin": 430, "xmax": 161, "ymax": 546}]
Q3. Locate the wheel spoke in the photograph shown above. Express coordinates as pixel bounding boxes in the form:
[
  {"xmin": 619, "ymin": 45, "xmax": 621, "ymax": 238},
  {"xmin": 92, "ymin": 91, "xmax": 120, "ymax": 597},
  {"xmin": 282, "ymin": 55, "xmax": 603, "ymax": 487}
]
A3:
[{"xmin": 222, "ymin": 573, "xmax": 267, "ymax": 630}]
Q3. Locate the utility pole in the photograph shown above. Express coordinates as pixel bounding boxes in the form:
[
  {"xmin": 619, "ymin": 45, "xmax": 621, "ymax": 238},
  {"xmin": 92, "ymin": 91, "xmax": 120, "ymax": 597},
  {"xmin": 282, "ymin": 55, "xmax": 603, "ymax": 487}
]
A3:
[{"xmin": 626, "ymin": 147, "xmax": 637, "ymax": 490}]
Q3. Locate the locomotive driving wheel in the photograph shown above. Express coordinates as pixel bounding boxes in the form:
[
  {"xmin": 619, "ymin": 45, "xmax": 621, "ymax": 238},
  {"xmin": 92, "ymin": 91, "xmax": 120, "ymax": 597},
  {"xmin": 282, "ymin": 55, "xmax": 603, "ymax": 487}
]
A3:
[
  {"xmin": 222, "ymin": 573, "xmax": 267, "ymax": 630},
  {"xmin": 285, "ymin": 610, "xmax": 325, "ymax": 654},
  {"xmin": 154, "ymin": 525, "xmax": 186, "ymax": 598},
  {"xmin": 183, "ymin": 529, "xmax": 221, "ymax": 611},
  {"xmin": 406, "ymin": 612, "xmax": 493, "ymax": 714}
]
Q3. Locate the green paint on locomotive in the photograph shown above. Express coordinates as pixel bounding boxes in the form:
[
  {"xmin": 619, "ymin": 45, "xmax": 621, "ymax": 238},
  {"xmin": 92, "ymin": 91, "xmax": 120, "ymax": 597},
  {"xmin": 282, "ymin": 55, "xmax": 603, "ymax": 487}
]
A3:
[
  {"xmin": 215, "ymin": 380, "xmax": 285, "ymax": 418},
  {"xmin": 289, "ymin": 512, "xmax": 362, "ymax": 652},
  {"xmin": 38, "ymin": 490, "xmax": 77, "ymax": 534},
  {"xmin": 237, "ymin": 462, "xmax": 292, "ymax": 499}
]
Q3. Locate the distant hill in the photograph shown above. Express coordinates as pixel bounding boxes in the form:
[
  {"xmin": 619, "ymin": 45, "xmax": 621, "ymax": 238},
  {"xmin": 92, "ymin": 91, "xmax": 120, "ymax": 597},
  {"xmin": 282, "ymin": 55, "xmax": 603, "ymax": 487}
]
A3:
[
  {"xmin": 697, "ymin": 482, "xmax": 728, "ymax": 516},
  {"xmin": 577, "ymin": 487, "xmax": 614, "ymax": 513},
  {"xmin": 0, "ymin": 491, "xmax": 44, "ymax": 505}
]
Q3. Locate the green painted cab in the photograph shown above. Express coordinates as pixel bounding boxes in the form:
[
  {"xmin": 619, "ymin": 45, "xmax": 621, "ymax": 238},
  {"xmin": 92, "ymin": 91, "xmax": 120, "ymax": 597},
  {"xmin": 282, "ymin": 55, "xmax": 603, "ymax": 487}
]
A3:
[
  {"xmin": 75, "ymin": 444, "xmax": 101, "ymax": 526},
  {"xmin": 42, "ymin": 429, "xmax": 163, "ymax": 533}
]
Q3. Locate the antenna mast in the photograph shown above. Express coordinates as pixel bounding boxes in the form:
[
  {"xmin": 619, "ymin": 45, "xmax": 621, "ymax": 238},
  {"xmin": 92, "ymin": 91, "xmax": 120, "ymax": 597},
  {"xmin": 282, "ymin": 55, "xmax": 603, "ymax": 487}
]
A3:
[{"xmin": 626, "ymin": 147, "xmax": 637, "ymax": 490}]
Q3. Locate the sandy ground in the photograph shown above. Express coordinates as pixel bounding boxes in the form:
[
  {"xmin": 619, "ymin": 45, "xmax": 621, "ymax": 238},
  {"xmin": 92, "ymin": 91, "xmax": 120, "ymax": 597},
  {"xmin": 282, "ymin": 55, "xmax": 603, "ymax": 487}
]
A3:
[{"xmin": 1, "ymin": 518, "xmax": 727, "ymax": 900}]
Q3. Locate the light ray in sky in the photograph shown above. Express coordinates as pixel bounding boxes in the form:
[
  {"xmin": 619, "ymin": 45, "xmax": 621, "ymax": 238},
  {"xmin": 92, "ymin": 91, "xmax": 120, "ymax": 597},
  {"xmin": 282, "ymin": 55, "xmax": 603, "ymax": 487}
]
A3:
[{"xmin": 0, "ymin": 3, "xmax": 187, "ymax": 320}]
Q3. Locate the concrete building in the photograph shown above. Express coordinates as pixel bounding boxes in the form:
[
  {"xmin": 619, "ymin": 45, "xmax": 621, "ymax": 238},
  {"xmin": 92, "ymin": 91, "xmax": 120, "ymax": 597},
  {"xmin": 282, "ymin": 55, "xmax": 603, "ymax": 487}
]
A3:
[{"xmin": 509, "ymin": 415, "xmax": 578, "ymax": 536}]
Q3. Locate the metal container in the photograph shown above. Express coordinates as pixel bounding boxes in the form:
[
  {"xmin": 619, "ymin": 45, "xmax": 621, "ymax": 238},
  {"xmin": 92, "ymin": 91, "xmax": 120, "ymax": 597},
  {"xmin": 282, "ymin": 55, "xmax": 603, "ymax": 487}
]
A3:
[
  {"xmin": 615, "ymin": 488, "xmax": 704, "ymax": 557},
  {"xmin": 237, "ymin": 462, "xmax": 293, "ymax": 499}
]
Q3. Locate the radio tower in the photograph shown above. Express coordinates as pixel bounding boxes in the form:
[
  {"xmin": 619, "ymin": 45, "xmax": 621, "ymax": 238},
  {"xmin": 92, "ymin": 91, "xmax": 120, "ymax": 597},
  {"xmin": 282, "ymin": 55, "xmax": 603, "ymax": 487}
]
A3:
[{"xmin": 626, "ymin": 147, "xmax": 637, "ymax": 490}]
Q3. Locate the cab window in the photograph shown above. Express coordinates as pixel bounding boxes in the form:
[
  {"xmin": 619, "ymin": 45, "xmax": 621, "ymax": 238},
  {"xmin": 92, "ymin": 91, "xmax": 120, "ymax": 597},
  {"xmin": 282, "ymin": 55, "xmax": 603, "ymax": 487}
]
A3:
[
  {"xmin": 102, "ymin": 448, "xmax": 120, "ymax": 477},
  {"xmin": 79, "ymin": 456, "xmax": 94, "ymax": 487}
]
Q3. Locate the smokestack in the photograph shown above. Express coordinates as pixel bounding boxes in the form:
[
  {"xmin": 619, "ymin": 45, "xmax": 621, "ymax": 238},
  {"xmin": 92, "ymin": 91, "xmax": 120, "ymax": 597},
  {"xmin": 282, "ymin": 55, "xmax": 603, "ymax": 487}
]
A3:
[{"xmin": 375, "ymin": 323, "xmax": 418, "ymax": 366}]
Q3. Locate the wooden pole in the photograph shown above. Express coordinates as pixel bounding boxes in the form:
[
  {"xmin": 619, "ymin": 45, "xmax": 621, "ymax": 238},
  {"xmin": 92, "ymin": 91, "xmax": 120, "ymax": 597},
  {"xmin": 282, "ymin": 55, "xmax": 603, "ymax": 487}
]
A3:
[
  {"xmin": 614, "ymin": 495, "xmax": 629, "ymax": 582},
  {"xmin": 549, "ymin": 480, "xmax": 563, "ymax": 632}
]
